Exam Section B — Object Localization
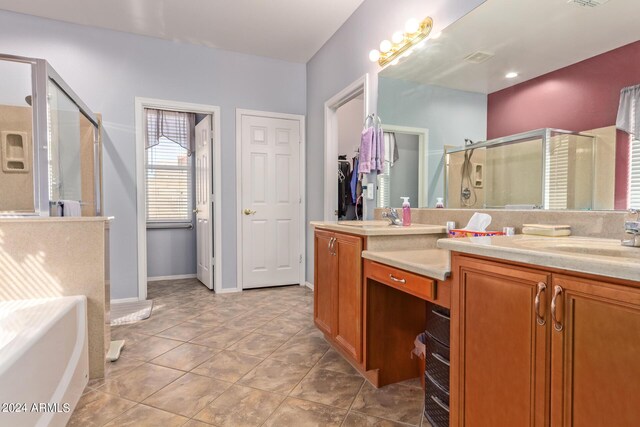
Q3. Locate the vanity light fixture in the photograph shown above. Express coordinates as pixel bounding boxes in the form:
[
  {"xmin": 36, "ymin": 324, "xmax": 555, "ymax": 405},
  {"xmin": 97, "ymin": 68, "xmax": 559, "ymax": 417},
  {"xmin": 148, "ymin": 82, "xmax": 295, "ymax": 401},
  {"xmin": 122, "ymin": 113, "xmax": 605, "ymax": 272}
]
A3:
[
  {"xmin": 505, "ymin": 71, "xmax": 519, "ymax": 79},
  {"xmin": 369, "ymin": 17, "xmax": 434, "ymax": 67}
]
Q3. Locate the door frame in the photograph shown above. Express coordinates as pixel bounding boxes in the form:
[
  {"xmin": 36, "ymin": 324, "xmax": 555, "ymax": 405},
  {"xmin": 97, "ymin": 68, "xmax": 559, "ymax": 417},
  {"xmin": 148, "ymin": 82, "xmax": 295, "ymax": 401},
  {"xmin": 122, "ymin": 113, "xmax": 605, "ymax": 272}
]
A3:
[
  {"xmin": 135, "ymin": 97, "xmax": 222, "ymax": 299},
  {"xmin": 235, "ymin": 109, "xmax": 306, "ymax": 292},
  {"xmin": 380, "ymin": 124, "xmax": 429, "ymax": 207},
  {"xmin": 324, "ymin": 74, "xmax": 369, "ymax": 220}
]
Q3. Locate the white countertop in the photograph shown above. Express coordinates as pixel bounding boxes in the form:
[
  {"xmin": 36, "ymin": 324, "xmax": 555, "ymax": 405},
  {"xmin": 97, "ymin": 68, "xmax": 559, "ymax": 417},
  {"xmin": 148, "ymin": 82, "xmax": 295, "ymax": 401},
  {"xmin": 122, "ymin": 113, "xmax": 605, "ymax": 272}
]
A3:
[
  {"xmin": 310, "ymin": 220, "xmax": 446, "ymax": 236},
  {"xmin": 362, "ymin": 249, "xmax": 451, "ymax": 281},
  {"xmin": 437, "ymin": 235, "xmax": 640, "ymax": 282}
]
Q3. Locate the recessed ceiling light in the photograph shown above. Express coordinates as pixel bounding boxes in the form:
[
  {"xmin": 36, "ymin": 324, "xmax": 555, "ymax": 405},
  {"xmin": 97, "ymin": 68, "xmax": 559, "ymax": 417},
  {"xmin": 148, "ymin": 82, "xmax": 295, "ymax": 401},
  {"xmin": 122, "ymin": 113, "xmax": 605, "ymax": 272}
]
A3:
[{"xmin": 505, "ymin": 72, "xmax": 519, "ymax": 79}]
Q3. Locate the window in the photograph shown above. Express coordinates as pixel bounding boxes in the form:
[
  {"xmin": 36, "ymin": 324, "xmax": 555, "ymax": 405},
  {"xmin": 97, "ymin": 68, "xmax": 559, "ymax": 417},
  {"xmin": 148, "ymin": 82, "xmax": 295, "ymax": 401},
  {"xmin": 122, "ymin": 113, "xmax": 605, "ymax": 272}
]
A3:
[
  {"xmin": 145, "ymin": 109, "xmax": 194, "ymax": 226},
  {"xmin": 630, "ymin": 138, "xmax": 640, "ymax": 209}
]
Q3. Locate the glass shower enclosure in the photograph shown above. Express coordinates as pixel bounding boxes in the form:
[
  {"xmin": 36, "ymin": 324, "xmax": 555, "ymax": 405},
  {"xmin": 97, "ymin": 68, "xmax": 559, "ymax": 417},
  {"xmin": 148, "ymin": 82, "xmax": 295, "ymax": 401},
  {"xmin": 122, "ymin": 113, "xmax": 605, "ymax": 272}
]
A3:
[{"xmin": 0, "ymin": 53, "xmax": 101, "ymax": 216}]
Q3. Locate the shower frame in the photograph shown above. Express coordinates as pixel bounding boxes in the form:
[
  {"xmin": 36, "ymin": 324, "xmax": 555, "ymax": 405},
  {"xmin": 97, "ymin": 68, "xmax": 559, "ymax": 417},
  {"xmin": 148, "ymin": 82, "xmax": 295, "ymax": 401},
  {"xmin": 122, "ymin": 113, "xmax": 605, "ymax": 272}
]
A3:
[{"xmin": 0, "ymin": 53, "xmax": 101, "ymax": 217}]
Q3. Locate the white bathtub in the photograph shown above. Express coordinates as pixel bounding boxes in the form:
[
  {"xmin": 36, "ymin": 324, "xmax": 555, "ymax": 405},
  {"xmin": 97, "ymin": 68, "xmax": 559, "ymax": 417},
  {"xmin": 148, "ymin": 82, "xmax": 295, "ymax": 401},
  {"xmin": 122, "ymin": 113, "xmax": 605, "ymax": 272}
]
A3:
[{"xmin": 0, "ymin": 296, "xmax": 88, "ymax": 427}]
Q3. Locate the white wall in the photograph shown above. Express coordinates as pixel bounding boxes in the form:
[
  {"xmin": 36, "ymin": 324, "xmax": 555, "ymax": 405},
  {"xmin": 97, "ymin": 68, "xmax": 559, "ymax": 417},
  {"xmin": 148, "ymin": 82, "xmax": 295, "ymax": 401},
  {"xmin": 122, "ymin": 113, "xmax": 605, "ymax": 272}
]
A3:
[
  {"xmin": 305, "ymin": 0, "xmax": 486, "ymax": 282},
  {"xmin": 378, "ymin": 77, "xmax": 487, "ymax": 207},
  {"xmin": 337, "ymin": 98, "xmax": 363, "ymax": 157},
  {"xmin": 0, "ymin": 59, "xmax": 32, "ymax": 107},
  {"xmin": 0, "ymin": 10, "xmax": 306, "ymax": 298}
]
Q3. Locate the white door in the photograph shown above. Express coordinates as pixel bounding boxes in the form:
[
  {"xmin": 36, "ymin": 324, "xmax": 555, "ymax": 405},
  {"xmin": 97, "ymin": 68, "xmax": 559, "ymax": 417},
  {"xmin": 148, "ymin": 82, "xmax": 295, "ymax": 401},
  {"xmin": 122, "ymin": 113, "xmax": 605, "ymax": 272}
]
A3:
[
  {"xmin": 240, "ymin": 113, "xmax": 301, "ymax": 289},
  {"xmin": 195, "ymin": 116, "xmax": 213, "ymax": 289}
]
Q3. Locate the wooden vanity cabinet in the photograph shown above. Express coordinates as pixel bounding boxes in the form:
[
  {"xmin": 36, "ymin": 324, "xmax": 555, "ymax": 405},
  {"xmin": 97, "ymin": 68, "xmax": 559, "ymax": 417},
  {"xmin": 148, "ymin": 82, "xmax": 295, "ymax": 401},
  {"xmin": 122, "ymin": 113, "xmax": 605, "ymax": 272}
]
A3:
[
  {"xmin": 452, "ymin": 253, "xmax": 640, "ymax": 427},
  {"xmin": 313, "ymin": 229, "xmax": 363, "ymax": 363},
  {"xmin": 550, "ymin": 275, "xmax": 640, "ymax": 427},
  {"xmin": 451, "ymin": 255, "xmax": 551, "ymax": 427}
]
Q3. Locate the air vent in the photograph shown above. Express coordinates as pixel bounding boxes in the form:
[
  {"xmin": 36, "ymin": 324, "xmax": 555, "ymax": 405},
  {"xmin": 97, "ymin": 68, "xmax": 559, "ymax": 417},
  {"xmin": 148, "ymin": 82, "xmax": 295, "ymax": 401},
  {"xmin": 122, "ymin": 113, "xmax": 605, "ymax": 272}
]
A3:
[
  {"xmin": 464, "ymin": 51, "xmax": 494, "ymax": 64},
  {"xmin": 568, "ymin": 0, "xmax": 609, "ymax": 7}
]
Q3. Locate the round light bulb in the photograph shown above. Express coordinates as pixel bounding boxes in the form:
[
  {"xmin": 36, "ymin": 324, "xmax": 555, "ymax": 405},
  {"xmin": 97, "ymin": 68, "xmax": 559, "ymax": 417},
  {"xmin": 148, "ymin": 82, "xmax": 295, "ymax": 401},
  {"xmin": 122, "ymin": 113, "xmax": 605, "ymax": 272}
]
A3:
[
  {"xmin": 369, "ymin": 49, "xmax": 381, "ymax": 62},
  {"xmin": 404, "ymin": 18, "xmax": 420, "ymax": 34},
  {"xmin": 390, "ymin": 58, "xmax": 400, "ymax": 66},
  {"xmin": 431, "ymin": 31, "xmax": 442, "ymax": 40},
  {"xmin": 379, "ymin": 40, "xmax": 392, "ymax": 53},
  {"xmin": 392, "ymin": 31, "xmax": 404, "ymax": 44}
]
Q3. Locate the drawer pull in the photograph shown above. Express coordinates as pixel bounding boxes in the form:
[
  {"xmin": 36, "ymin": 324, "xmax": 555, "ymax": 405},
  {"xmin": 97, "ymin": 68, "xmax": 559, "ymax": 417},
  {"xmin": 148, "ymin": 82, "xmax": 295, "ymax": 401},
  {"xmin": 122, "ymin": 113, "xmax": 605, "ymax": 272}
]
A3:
[
  {"xmin": 389, "ymin": 274, "xmax": 406, "ymax": 284},
  {"xmin": 430, "ymin": 395, "xmax": 450, "ymax": 413},
  {"xmin": 535, "ymin": 282, "xmax": 546, "ymax": 326},
  {"xmin": 432, "ymin": 352, "xmax": 450, "ymax": 367},
  {"xmin": 431, "ymin": 309, "xmax": 450, "ymax": 321}
]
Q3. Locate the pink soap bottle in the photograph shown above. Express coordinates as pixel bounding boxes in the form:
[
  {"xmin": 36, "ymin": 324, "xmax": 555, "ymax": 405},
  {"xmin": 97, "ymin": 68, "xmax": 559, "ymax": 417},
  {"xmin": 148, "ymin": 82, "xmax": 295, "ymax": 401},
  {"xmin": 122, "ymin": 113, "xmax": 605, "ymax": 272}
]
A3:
[{"xmin": 401, "ymin": 197, "xmax": 411, "ymax": 226}]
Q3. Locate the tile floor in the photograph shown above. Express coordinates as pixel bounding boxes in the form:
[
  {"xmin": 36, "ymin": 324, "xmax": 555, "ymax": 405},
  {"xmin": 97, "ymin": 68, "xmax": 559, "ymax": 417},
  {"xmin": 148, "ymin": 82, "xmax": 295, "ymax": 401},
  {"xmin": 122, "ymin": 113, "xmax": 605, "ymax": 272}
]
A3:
[{"xmin": 70, "ymin": 279, "xmax": 430, "ymax": 426}]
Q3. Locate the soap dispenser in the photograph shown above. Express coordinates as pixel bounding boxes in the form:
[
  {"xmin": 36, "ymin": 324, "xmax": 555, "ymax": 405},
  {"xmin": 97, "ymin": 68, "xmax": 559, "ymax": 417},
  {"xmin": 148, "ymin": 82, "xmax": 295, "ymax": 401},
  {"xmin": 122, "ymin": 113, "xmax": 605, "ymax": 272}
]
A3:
[{"xmin": 401, "ymin": 197, "xmax": 411, "ymax": 226}]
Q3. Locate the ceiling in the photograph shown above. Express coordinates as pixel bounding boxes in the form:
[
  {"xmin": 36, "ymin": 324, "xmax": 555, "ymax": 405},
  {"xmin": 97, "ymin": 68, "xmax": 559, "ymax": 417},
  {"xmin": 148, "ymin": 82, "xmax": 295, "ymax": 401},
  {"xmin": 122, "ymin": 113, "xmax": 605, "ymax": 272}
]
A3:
[
  {"xmin": 380, "ymin": 0, "xmax": 640, "ymax": 93},
  {"xmin": 0, "ymin": 0, "xmax": 365, "ymax": 63}
]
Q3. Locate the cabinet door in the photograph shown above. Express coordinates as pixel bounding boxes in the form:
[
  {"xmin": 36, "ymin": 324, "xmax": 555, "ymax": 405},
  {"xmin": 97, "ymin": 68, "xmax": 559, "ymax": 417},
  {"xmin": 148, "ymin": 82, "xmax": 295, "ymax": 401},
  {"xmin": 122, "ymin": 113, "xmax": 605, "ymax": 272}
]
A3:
[
  {"xmin": 452, "ymin": 255, "xmax": 550, "ymax": 427},
  {"xmin": 314, "ymin": 230, "xmax": 335, "ymax": 335},
  {"xmin": 333, "ymin": 233, "xmax": 363, "ymax": 362},
  {"xmin": 550, "ymin": 275, "xmax": 640, "ymax": 427}
]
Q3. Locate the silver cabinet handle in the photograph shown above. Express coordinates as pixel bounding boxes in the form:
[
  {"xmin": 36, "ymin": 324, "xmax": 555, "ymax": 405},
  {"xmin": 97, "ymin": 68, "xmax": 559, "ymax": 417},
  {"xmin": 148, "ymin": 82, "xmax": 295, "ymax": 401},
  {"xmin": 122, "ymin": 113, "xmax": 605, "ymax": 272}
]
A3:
[
  {"xmin": 551, "ymin": 285, "xmax": 563, "ymax": 332},
  {"xmin": 432, "ymin": 352, "xmax": 450, "ymax": 367},
  {"xmin": 535, "ymin": 282, "xmax": 547, "ymax": 326},
  {"xmin": 430, "ymin": 395, "xmax": 450, "ymax": 413},
  {"xmin": 389, "ymin": 274, "xmax": 406, "ymax": 284}
]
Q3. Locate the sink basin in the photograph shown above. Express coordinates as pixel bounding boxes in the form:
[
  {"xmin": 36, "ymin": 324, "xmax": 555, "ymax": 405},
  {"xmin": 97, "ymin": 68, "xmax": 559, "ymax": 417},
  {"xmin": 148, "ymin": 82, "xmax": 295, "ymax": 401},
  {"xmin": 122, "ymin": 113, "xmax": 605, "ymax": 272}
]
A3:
[
  {"xmin": 512, "ymin": 237, "xmax": 640, "ymax": 260},
  {"xmin": 337, "ymin": 221, "xmax": 398, "ymax": 228}
]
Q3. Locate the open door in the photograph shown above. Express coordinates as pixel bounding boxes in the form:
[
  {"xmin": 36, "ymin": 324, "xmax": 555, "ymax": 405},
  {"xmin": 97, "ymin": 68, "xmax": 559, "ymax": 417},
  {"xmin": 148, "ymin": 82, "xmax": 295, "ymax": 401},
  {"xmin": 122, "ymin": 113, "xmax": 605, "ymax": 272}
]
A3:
[{"xmin": 195, "ymin": 116, "xmax": 213, "ymax": 289}]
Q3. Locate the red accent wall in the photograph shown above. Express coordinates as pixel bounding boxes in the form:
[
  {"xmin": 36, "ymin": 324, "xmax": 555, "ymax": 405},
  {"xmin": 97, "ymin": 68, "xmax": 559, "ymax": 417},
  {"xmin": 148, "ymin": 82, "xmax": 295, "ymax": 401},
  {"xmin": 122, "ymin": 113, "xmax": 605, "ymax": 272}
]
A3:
[{"xmin": 487, "ymin": 41, "xmax": 640, "ymax": 209}]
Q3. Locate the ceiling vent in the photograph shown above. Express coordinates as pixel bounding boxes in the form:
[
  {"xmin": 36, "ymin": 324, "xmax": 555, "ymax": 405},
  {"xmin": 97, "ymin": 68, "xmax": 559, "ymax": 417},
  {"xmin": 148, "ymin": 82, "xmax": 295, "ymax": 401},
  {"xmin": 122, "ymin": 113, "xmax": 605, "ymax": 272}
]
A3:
[
  {"xmin": 568, "ymin": 0, "xmax": 609, "ymax": 7},
  {"xmin": 464, "ymin": 51, "xmax": 494, "ymax": 64}
]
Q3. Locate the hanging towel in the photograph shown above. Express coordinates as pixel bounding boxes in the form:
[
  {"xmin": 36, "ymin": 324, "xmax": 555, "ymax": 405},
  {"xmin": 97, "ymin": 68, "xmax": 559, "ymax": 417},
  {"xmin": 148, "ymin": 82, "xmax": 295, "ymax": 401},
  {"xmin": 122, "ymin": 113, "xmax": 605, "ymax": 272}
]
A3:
[
  {"xmin": 374, "ymin": 127, "xmax": 385, "ymax": 172},
  {"xmin": 61, "ymin": 200, "xmax": 82, "ymax": 217},
  {"xmin": 358, "ymin": 127, "xmax": 374, "ymax": 173}
]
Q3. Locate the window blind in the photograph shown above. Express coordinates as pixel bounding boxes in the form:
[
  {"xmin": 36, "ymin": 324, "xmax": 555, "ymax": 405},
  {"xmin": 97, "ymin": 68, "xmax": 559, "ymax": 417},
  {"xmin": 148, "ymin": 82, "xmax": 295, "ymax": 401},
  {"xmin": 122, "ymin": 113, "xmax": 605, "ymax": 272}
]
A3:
[
  {"xmin": 630, "ymin": 138, "xmax": 640, "ymax": 209},
  {"xmin": 545, "ymin": 137, "xmax": 569, "ymax": 209},
  {"xmin": 145, "ymin": 109, "xmax": 193, "ymax": 224}
]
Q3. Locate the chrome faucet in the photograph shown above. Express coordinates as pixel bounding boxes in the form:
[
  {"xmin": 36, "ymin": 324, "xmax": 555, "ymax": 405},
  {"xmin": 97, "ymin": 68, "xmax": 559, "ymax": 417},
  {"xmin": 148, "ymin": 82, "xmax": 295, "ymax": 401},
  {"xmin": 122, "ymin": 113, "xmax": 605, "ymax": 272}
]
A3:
[
  {"xmin": 381, "ymin": 208, "xmax": 403, "ymax": 226},
  {"xmin": 622, "ymin": 209, "xmax": 640, "ymax": 247}
]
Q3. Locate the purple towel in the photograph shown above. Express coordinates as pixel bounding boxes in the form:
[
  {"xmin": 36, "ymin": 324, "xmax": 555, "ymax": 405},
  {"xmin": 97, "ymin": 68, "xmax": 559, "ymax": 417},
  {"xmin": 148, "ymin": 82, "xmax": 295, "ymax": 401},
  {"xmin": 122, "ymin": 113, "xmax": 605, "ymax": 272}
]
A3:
[{"xmin": 358, "ymin": 127, "xmax": 374, "ymax": 173}]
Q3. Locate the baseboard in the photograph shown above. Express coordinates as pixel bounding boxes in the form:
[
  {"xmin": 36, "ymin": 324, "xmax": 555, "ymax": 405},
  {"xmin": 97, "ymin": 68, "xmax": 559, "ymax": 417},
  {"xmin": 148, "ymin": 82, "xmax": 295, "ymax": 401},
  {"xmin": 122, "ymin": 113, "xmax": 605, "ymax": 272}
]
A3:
[
  {"xmin": 305, "ymin": 281, "xmax": 314, "ymax": 290},
  {"xmin": 111, "ymin": 297, "xmax": 140, "ymax": 304},
  {"xmin": 216, "ymin": 288, "xmax": 242, "ymax": 294},
  {"xmin": 148, "ymin": 274, "xmax": 197, "ymax": 282}
]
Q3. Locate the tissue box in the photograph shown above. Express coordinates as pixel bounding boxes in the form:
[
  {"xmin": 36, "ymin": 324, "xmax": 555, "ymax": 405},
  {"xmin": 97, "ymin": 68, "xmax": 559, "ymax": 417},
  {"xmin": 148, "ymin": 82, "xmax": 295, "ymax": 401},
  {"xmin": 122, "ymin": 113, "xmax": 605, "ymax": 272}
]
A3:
[{"xmin": 448, "ymin": 229, "xmax": 505, "ymax": 238}]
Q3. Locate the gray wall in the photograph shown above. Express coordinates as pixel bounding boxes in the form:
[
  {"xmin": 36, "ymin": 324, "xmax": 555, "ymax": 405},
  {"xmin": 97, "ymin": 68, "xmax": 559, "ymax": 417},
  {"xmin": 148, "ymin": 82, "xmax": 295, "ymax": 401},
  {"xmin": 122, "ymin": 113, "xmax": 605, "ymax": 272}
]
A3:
[
  {"xmin": 378, "ymin": 78, "xmax": 487, "ymax": 207},
  {"xmin": 0, "ymin": 10, "xmax": 306, "ymax": 298},
  {"xmin": 389, "ymin": 133, "xmax": 419, "ymax": 208},
  {"xmin": 305, "ymin": 0, "xmax": 485, "ymax": 283}
]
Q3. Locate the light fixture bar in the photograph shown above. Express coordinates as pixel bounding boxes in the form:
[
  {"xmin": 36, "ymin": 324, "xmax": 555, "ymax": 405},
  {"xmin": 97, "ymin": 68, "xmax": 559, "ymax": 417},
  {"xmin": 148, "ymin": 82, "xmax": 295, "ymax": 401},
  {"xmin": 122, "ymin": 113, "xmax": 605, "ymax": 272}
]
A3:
[{"xmin": 373, "ymin": 17, "xmax": 434, "ymax": 67}]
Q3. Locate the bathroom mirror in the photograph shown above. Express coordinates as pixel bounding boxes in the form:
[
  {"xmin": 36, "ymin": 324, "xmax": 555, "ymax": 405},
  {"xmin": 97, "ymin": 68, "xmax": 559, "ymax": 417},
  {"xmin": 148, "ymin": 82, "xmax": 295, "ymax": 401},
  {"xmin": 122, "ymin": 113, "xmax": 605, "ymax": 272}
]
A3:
[
  {"xmin": 0, "ymin": 59, "xmax": 35, "ymax": 213},
  {"xmin": 377, "ymin": 0, "xmax": 640, "ymax": 210}
]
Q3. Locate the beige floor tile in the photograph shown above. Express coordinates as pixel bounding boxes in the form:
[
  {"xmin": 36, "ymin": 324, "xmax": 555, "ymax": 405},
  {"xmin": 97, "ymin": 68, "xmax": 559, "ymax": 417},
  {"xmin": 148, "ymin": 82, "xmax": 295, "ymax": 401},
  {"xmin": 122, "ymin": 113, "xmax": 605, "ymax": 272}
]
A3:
[
  {"xmin": 191, "ymin": 350, "xmax": 263, "ymax": 382},
  {"xmin": 343, "ymin": 411, "xmax": 413, "ymax": 426},
  {"xmin": 103, "ymin": 404, "xmax": 188, "ymax": 427},
  {"xmin": 100, "ymin": 363, "xmax": 184, "ymax": 402},
  {"xmin": 155, "ymin": 321, "xmax": 216, "ymax": 341},
  {"xmin": 226, "ymin": 332, "xmax": 287, "ymax": 357},
  {"xmin": 262, "ymin": 397, "xmax": 347, "ymax": 427},
  {"xmin": 182, "ymin": 420, "xmax": 214, "ymax": 427},
  {"xmin": 193, "ymin": 384, "xmax": 285, "ymax": 427},
  {"xmin": 268, "ymin": 339, "xmax": 328, "ymax": 368},
  {"xmin": 150, "ymin": 342, "xmax": 217, "ymax": 371},
  {"xmin": 67, "ymin": 389, "xmax": 136, "ymax": 427},
  {"xmin": 126, "ymin": 315, "xmax": 185, "ymax": 335},
  {"xmin": 351, "ymin": 383, "xmax": 424, "ymax": 426},
  {"xmin": 290, "ymin": 367, "xmax": 364, "ymax": 409},
  {"xmin": 315, "ymin": 348, "xmax": 359, "ymax": 375},
  {"xmin": 105, "ymin": 355, "xmax": 145, "ymax": 378},
  {"xmin": 143, "ymin": 373, "xmax": 231, "ymax": 417},
  {"xmin": 121, "ymin": 335, "xmax": 182, "ymax": 361},
  {"xmin": 190, "ymin": 326, "xmax": 251, "ymax": 349},
  {"xmin": 238, "ymin": 358, "xmax": 311, "ymax": 394}
]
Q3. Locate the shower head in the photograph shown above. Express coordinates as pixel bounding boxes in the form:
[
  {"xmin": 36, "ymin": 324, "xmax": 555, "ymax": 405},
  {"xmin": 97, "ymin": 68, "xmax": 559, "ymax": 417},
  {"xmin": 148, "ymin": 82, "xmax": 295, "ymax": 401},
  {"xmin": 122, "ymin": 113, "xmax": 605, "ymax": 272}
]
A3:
[{"xmin": 25, "ymin": 95, "xmax": 32, "ymax": 106}]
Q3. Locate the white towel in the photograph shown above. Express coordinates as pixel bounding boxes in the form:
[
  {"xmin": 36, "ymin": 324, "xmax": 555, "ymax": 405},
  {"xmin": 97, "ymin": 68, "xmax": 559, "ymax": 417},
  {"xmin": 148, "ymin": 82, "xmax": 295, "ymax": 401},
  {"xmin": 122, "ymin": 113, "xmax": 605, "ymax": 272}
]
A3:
[{"xmin": 62, "ymin": 200, "xmax": 82, "ymax": 217}]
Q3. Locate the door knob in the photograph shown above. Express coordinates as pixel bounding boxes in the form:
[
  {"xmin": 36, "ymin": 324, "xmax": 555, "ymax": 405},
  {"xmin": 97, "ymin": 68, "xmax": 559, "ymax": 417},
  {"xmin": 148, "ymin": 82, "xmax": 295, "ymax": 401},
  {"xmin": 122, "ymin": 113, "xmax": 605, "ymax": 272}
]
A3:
[{"xmin": 243, "ymin": 209, "xmax": 257, "ymax": 215}]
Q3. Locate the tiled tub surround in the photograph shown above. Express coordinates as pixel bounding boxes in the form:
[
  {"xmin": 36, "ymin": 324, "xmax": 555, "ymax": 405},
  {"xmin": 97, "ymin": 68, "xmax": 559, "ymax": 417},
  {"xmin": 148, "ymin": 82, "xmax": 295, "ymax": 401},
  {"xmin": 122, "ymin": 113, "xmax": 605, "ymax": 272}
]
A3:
[
  {"xmin": 374, "ymin": 208, "xmax": 629, "ymax": 240},
  {"xmin": 0, "ymin": 217, "xmax": 110, "ymax": 378},
  {"xmin": 72, "ymin": 281, "xmax": 430, "ymax": 427}
]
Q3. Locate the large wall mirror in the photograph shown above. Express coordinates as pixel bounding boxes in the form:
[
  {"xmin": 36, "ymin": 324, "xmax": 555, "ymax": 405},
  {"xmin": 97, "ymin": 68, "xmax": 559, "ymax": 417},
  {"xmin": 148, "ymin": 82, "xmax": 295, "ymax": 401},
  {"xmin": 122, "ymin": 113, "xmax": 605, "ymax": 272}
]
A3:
[{"xmin": 377, "ymin": 0, "xmax": 640, "ymax": 210}]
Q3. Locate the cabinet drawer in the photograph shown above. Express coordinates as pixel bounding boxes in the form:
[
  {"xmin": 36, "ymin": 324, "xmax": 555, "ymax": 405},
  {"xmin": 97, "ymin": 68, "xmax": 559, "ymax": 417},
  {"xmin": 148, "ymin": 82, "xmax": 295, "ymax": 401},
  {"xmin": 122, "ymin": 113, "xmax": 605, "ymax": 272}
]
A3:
[{"xmin": 368, "ymin": 261, "xmax": 435, "ymax": 301}]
